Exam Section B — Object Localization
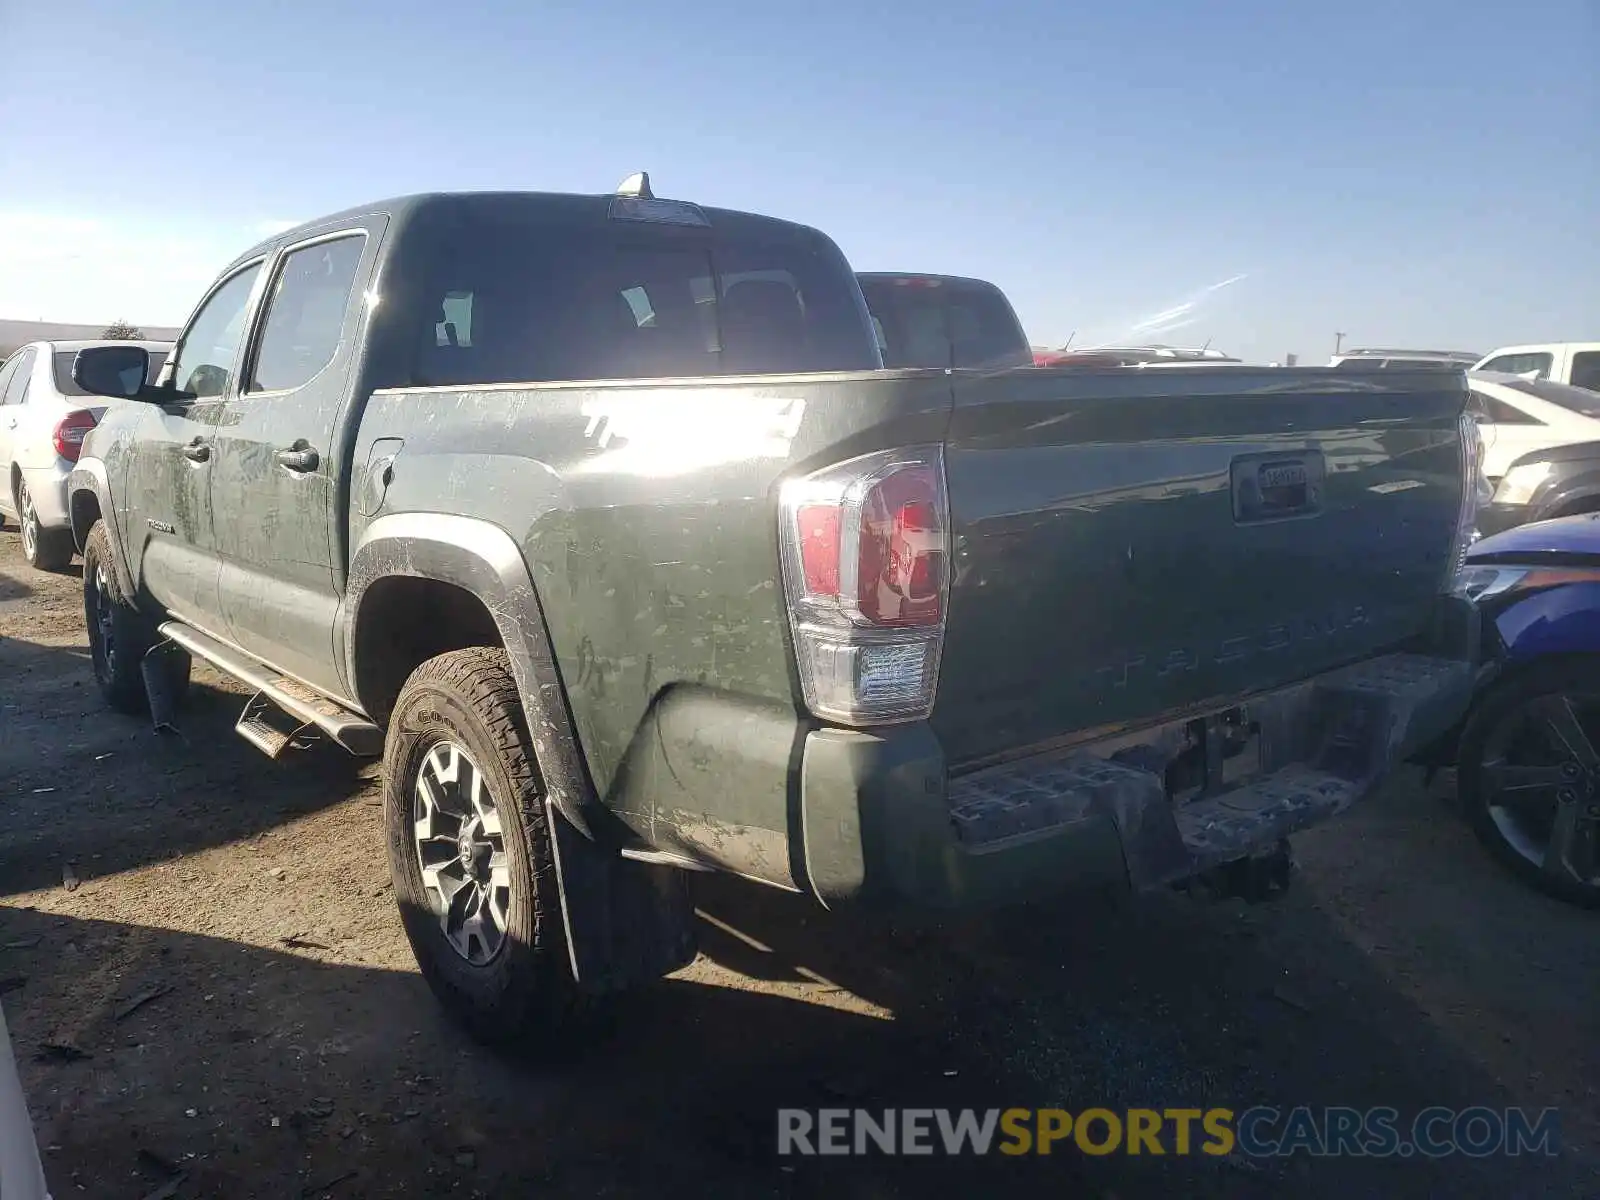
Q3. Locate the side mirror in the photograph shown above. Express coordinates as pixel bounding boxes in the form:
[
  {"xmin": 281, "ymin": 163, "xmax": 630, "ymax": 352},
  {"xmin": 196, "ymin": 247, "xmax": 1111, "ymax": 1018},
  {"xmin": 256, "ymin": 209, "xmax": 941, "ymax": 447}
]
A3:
[{"xmin": 73, "ymin": 345, "xmax": 152, "ymax": 400}]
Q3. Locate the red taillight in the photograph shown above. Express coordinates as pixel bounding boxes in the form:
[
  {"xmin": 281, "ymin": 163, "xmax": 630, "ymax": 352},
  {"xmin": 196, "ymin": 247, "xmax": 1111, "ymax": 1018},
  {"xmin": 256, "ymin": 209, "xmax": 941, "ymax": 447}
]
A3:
[
  {"xmin": 855, "ymin": 468, "xmax": 944, "ymax": 627},
  {"xmin": 796, "ymin": 504, "xmax": 842, "ymax": 596},
  {"xmin": 780, "ymin": 448, "xmax": 950, "ymax": 725},
  {"xmin": 53, "ymin": 410, "xmax": 98, "ymax": 463}
]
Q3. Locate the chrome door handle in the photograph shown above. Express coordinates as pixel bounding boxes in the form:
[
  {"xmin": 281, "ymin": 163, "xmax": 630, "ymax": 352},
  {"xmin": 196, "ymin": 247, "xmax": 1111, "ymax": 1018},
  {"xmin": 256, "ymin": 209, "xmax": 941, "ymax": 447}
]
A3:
[{"xmin": 182, "ymin": 440, "xmax": 210, "ymax": 463}]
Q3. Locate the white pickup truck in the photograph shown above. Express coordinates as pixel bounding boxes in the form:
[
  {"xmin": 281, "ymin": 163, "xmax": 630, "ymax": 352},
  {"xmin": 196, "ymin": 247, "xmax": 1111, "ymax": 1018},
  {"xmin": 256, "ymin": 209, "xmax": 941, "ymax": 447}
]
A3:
[{"xmin": 1474, "ymin": 342, "xmax": 1600, "ymax": 392}]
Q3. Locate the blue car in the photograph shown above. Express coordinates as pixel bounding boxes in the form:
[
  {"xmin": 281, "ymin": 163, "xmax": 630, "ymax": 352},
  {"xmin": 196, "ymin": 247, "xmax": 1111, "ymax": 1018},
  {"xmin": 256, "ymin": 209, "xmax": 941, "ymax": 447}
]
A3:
[{"xmin": 1452, "ymin": 514, "xmax": 1600, "ymax": 907}]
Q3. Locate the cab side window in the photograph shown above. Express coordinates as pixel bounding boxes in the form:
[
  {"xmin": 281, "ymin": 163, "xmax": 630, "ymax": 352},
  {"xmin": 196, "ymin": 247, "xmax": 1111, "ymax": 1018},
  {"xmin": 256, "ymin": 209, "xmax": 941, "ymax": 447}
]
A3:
[
  {"xmin": 169, "ymin": 264, "xmax": 263, "ymax": 398},
  {"xmin": 249, "ymin": 235, "xmax": 367, "ymax": 393},
  {"xmin": 1481, "ymin": 352, "xmax": 1554, "ymax": 379}
]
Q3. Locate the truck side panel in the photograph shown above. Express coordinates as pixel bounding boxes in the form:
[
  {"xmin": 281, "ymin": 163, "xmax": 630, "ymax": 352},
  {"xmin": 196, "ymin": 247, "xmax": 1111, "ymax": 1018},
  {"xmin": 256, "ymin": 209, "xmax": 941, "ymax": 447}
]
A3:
[{"xmin": 350, "ymin": 371, "xmax": 953, "ymax": 879}]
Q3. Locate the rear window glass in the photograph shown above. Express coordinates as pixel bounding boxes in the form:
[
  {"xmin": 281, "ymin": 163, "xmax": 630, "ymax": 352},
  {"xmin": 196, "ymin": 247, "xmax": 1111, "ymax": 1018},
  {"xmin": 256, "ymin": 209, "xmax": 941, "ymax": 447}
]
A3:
[
  {"xmin": 53, "ymin": 349, "xmax": 167, "ymax": 397},
  {"xmin": 1501, "ymin": 377, "xmax": 1600, "ymax": 418},
  {"xmin": 860, "ymin": 278, "xmax": 1031, "ymax": 370},
  {"xmin": 413, "ymin": 218, "xmax": 878, "ymax": 386}
]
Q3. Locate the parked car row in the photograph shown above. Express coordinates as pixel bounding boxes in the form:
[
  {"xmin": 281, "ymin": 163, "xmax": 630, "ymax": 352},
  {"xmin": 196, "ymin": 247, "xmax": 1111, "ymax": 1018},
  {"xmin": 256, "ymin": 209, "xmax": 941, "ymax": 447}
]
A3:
[{"xmin": 1325, "ymin": 343, "xmax": 1600, "ymax": 393}]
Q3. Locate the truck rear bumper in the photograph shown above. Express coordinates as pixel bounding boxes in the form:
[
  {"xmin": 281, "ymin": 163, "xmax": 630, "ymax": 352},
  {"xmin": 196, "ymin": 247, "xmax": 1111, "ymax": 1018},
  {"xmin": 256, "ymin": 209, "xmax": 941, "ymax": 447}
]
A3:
[{"xmin": 799, "ymin": 647, "xmax": 1478, "ymax": 912}]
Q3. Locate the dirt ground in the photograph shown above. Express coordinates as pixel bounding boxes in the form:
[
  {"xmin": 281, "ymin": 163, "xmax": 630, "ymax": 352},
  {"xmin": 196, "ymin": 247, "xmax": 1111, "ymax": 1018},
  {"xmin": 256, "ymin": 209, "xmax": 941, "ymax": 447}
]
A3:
[{"xmin": 1, "ymin": 530, "xmax": 1596, "ymax": 1199}]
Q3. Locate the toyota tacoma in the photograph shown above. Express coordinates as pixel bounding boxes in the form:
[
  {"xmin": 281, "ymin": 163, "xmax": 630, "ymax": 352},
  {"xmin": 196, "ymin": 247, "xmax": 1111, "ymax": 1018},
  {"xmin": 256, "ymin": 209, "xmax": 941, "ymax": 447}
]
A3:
[{"xmin": 66, "ymin": 175, "xmax": 1483, "ymax": 1051}]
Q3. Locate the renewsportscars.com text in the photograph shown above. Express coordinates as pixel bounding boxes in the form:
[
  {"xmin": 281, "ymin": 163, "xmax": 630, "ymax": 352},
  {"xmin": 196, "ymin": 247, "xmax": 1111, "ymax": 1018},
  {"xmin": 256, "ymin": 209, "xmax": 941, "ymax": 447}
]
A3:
[{"xmin": 777, "ymin": 1106, "xmax": 1561, "ymax": 1159}]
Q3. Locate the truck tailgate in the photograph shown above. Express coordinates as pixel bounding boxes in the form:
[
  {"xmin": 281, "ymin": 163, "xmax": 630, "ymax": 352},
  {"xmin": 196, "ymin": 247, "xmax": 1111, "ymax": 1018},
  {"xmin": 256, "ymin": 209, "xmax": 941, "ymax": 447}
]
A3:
[{"xmin": 933, "ymin": 367, "xmax": 1469, "ymax": 769}]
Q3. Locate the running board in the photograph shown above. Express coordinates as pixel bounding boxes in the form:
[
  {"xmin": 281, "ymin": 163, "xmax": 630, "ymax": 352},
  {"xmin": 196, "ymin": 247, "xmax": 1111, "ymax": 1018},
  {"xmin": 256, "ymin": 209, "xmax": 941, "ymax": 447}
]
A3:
[{"xmin": 157, "ymin": 622, "xmax": 384, "ymax": 758}]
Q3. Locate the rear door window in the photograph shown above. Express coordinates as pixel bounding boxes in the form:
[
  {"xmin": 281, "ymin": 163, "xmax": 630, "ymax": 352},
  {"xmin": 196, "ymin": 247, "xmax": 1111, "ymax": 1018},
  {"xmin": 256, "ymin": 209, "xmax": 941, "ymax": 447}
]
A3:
[
  {"xmin": 1569, "ymin": 351, "xmax": 1600, "ymax": 393},
  {"xmin": 0, "ymin": 355, "xmax": 20, "ymax": 404},
  {"xmin": 413, "ymin": 218, "xmax": 876, "ymax": 386},
  {"xmin": 249, "ymin": 235, "xmax": 366, "ymax": 393},
  {"xmin": 2, "ymin": 349, "xmax": 35, "ymax": 405}
]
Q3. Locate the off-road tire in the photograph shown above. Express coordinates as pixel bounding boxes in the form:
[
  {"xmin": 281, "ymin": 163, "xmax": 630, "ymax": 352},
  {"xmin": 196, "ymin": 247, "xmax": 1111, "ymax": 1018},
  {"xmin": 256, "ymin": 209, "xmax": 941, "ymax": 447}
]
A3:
[
  {"xmin": 383, "ymin": 646, "xmax": 588, "ymax": 1052},
  {"xmin": 1457, "ymin": 658, "xmax": 1600, "ymax": 909},
  {"xmin": 82, "ymin": 520, "xmax": 190, "ymax": 714}
]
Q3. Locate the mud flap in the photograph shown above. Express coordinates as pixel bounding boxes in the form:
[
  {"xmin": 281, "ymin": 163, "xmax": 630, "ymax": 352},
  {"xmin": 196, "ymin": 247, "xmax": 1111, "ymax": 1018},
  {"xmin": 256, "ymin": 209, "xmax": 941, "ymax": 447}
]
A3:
[
  {"xmin": 544, "ymin": 798, "xmax": 699, "ymax": 993},
  {"xmin": 141, "ymin": 641, "xmax": 189, "ymax": 734}
]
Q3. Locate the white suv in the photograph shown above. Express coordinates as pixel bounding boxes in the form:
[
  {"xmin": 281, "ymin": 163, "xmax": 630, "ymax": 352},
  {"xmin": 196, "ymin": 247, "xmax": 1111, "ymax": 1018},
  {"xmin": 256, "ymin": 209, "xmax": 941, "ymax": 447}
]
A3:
[{"xmin": 0, "ymin": 339, "xmax": 169, "ymax": 570}]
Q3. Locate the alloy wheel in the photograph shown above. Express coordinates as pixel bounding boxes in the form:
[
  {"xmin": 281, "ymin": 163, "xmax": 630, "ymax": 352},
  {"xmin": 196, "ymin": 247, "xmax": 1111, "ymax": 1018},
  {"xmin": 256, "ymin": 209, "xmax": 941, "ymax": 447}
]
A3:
[
  {"xmin": 412, "ymin": 740, "xmax": 513, "ymax": 965},
  {"xmin": 1478, "ymin": 691, "xmax": 1600, "ymax": 890},
  {"xmin": 18, "ymin": 482, "xmax": 37, "ymax": 562},
  {"xmin": 92, "ymin": 565, "xmax": 117, "ymax": 676}
]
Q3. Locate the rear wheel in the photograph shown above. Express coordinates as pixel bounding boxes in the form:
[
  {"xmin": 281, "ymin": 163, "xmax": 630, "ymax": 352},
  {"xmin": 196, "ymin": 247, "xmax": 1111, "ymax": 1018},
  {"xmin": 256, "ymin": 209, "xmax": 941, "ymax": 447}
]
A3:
[
  {"xmin": 1457, "ymin": 659, "xmax": 1600, "ymax": 908},
  {"xmin": 383, "ymin": 647, "xmax": 590, "ymax": 1053},
  {"xmin": 82, "ymin": 520, "xmax": 189, "ymax": 714},
  {"xmin": 18, "ymin": 479, "xmax": 73, "ymax": 571}
]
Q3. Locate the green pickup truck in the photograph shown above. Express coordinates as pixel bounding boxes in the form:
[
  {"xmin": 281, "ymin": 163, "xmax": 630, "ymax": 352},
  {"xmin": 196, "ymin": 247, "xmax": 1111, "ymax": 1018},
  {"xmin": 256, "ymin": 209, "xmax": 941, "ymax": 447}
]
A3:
[{"xmin": 66, "ymin": 175, "xmax": 1483, "ymax": 1052}]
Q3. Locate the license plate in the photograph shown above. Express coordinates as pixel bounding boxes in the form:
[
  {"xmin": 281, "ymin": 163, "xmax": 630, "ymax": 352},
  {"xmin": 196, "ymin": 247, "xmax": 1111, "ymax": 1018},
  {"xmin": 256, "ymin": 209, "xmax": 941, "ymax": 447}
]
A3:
[
  {"xmin": 1259, "ymin": 462, "xmax": 1307, "ymax": 491},
  {"xmin": 1232, "ymin": 451, "xmax": 1323, "ymax": 522}
]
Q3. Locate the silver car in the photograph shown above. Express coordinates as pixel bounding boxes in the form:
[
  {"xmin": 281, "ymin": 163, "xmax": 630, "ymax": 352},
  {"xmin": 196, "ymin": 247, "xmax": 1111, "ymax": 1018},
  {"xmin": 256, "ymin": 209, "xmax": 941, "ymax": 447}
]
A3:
[{"xmin": 0, "ymin": 339, "xmax": 169, "ymax": 570}]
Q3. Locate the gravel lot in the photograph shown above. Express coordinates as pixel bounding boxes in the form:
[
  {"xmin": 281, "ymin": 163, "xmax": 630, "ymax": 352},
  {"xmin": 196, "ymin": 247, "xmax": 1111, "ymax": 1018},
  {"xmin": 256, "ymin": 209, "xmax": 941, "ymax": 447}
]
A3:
[{"xmin": 1, "ymin": 528, "xmax": 1596, "ymax": 1198}]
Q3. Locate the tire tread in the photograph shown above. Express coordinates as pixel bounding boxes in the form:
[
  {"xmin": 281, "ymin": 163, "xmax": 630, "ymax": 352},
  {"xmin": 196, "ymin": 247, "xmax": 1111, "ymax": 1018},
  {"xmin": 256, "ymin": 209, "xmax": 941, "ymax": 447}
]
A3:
[{"xmin": 383, "ymin": 647, "xmax": 588, "ymax": 1052}]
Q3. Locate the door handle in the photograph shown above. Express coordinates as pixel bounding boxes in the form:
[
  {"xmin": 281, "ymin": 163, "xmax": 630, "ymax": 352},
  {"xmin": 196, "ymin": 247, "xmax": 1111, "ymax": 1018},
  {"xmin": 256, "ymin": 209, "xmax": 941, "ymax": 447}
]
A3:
[
  {"xmin": 182, "ymin": 440, "xmax": 211, "ymax": 463},
  {"xmin": 275, "ymin": 444, "xmax": 320, "ymax": 473}
]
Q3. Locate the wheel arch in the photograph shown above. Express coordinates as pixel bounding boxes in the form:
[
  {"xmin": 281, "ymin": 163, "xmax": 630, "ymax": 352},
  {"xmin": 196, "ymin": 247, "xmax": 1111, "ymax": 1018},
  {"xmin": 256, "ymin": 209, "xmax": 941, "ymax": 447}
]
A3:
[
  {"xmin": 345, "ymin": 512, "xmax": 597, "ymax": 839},
  {"xmin": 66, "ymin": 461, "xmax": 135, "ymax": 594}
]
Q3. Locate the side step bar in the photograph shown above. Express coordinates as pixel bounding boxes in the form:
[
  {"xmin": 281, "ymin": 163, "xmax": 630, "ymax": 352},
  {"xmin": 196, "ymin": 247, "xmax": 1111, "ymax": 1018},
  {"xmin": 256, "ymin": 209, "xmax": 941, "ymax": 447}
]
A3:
[{"xmin": 157, "ymin": 622, "xmax": 384, "ymax": 758}]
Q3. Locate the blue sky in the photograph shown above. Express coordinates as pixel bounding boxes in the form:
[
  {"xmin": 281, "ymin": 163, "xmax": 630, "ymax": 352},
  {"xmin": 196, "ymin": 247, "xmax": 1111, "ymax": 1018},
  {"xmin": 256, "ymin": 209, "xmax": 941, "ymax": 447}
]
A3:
[{"xmin": 1, "ymin": 0, "xmax": 1595, "ymax": 362}]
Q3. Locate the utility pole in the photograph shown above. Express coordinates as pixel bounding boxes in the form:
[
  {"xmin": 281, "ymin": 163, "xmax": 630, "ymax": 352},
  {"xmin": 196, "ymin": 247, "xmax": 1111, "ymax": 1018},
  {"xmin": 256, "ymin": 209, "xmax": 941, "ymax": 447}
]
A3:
[{"xmin": 1334, "ymin": 331, "xmax": 1346, "ymax": 356}]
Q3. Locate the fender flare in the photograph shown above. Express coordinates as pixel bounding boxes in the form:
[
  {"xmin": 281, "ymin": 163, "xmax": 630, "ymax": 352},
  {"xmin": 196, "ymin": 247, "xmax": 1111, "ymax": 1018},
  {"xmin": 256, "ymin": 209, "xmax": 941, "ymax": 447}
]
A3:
[
  {"xmin": 1493, "ymin": 580, "xmax": 1600, "ymax": 662},
  {"xmin": 66, "ymin": 460, "xmax": 135, "ymax": 597},
  {"xmin": 344, "ymin": 511, "xmax": 597, "ymax": 840}
]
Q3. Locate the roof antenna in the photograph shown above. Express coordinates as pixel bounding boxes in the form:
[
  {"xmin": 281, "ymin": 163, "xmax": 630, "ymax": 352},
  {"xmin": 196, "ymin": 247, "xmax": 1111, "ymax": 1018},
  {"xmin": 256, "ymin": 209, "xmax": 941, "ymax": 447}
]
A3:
[{"xmin": 616, "ymin": 171, "xmax": 653, "ymax": 199}]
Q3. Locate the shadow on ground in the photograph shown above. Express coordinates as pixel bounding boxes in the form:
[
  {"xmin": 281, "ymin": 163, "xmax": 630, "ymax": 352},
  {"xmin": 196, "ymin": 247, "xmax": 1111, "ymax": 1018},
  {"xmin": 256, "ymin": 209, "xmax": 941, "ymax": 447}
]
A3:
[
  {"xmin": 1, "ymin": 635, "xmax": 371, "ymax": 896},
  {"xmin": 3, "ymin": 882, "xmax": 1588, "ymax": 1199},
  {"xmin": 688, "ymin": 864, "xmax": 1595, "ymax": 1199}
]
